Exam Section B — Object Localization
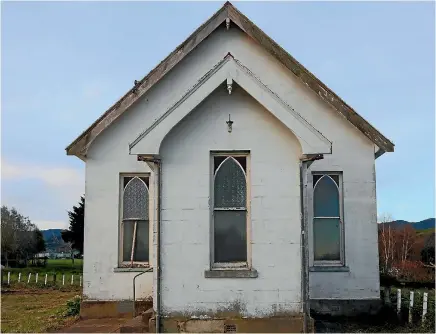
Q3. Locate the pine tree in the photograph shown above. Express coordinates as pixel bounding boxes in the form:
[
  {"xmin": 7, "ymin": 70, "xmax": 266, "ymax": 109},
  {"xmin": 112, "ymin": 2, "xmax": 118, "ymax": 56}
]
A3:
[{"xmin": 62, "ymin": 196, "xmax": 85, "ymax": 261}]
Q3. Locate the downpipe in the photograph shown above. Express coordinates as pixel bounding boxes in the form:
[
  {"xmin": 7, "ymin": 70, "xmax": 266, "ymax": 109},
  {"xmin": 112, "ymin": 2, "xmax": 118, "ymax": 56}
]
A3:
[
  {"xmin": 155, "ymin": 159, "xmax": 162, "ymax": 333},
  {"xmin": 138, "ymin": 155, "xmax": 162, "ymax": 333},
  {"xmin": 299, "ymin": 161, "xmax": 309, "ymax": 333},
  {"xmin": 133, "ymin": 268, "xmax": 153, "ymax": 317},
  {"xmin": 300, "ymin": 154, "xmax": 323, "ymax": 333}
]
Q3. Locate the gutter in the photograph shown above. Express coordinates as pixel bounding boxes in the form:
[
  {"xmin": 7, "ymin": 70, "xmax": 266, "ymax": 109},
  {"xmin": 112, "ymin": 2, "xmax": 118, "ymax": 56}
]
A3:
[
  {"xmin": 138, "ymin": 155, "xmax": 162, "ymax": 333},
  {"xmin": 299, "ymin": 154, "xmax": 323, "ymax": 333}
]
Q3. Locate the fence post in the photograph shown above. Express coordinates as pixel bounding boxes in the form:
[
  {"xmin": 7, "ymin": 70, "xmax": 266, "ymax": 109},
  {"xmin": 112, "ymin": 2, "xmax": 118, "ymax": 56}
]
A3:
[
  {"xmin": 7, "ymin": 272, "xmax": 10, "ymax": 285},
  {"xmin": 383, "ymin": 286, "xmax": 391, "ymax": 305},
  {"xmin": 35, "ymin": 273, "xmax": 38, "ymax": 283},
  {"xmin": 18, "ymin": 272, "xmax": 21, "ymax": 283},
  {"xmin": 71, "ymin": 275, "xmax": 74, "ymax": 285},
  {"xmin": 62, "ymin": 274, "xmax": 65, "ymax": 286},
  {"xmin": 44, "ymin": 274, "xmax": 48, "ymax": 286},
  {"xmin": 422, "ymin": 292, "xmax": 428, "ymax": 324},
  {"xmin": 27, "ymin": 273, "xmax": 32, "ymax": 284},
  {"xmin": 53, "ymin": 273, "xmax": 57, "ymax": 285},
  {"xmin": 408, "ymin": 291, "xmax": 414, "ymax": 323},
  {"xmin": 397, "ymin": 289, "xmax": 402, "ymax": 319},
  {"xmin": 79, "ymin": 275, "xmax": 82, "ymax": 287}
]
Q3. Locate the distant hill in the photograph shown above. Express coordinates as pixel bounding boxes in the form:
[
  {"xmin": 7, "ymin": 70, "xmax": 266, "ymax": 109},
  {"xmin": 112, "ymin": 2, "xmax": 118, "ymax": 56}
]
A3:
[
  {"xmin": 42, "ymin": 229, "xmax": 67, "ymax": 252},
  {"xmin": 379, "ymin": 218, "xmax": 435, "ymax": 231}
]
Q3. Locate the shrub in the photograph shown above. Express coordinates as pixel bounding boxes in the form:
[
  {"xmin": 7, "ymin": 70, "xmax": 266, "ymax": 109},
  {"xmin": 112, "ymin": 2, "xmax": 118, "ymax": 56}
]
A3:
[{"xmin": 65, "ymin": 295, "xmax": 81, "ymax": 316}]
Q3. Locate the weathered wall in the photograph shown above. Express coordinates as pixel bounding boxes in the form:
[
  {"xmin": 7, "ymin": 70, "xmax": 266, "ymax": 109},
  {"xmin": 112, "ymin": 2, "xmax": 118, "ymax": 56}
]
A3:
[
  {"xmin": 83, "ymin": 22, "xmax": 379, "ymax": 305},
  {"xmin": 159, "ymin": 87, "xmax": 302, "ymax": 317},
  {"xmin": 83, "ymin": 103, "xmax": 154, "ymax": 301}
]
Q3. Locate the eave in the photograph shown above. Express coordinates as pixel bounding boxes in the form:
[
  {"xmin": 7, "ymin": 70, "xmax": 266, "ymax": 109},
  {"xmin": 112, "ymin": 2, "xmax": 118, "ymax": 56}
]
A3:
[{"xmin": 66, "ymin": 1, "xmax": 394, "ymax": 160}]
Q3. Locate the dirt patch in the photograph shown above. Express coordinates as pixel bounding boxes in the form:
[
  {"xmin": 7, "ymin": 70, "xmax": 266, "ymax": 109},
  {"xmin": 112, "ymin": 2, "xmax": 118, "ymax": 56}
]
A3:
[{"xmin": 1, "ymin": 289, "xmax": 80, "ymax": 333}]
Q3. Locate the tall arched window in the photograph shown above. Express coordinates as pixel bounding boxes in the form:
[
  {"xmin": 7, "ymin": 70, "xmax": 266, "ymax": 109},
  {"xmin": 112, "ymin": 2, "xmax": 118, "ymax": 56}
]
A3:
[
  {"xmin": 313, "ymin": 173, "xmax": 343, "ymax": 263},
  {"xmin": 121, "ymin": 176, "xmax": 149, "ymax": 264},
  {"xmin": 213, "ymin": 155, "xmax": 247, "ymax": 264}
]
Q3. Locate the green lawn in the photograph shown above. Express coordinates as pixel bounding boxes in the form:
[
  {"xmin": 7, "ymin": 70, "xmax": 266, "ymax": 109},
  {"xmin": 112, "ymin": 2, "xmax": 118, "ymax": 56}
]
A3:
[
  {"xmin": 2, "ymin": 259, "xmax": 83, "ymax": 287},
  {"xmin": 6, "ymin": 259, "xmax": 83, "ymax": 275}
]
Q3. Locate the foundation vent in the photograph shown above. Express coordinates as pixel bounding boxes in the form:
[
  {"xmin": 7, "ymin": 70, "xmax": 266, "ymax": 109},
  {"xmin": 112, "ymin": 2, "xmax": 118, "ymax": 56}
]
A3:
[{"xmin": 224, "ymin": 324, "xmax": 237, "ymax": 333}]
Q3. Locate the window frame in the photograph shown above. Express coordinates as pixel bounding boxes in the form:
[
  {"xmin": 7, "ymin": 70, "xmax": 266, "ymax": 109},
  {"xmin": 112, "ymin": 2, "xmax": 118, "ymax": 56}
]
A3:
[
  {"xmin": 118, "ymin": 173, "xmax": 153, "ymax": 268},
  {"xmin": 210, "ymin": 151, "xmax": 251, "ymax": 270},
  {"xmin": 311, "ymin": 171, "xmax": 345, "ymax": 267}
]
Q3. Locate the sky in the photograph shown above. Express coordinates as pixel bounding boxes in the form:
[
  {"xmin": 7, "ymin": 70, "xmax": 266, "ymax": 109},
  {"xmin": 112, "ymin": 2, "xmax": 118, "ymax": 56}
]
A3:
[{"xmin": 1, "ymin": 0, "xmax": 435, "ymax": 230}]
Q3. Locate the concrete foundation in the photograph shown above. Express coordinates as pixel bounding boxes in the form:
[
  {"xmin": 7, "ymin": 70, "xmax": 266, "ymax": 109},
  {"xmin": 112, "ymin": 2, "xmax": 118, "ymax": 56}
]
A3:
[
  {"xmin": 159, "ymin": 315, "xmax": 311, "ymax": 333},
  {"xmin": 80, "ymin": 300, "xmax": 153, "ymax": 319},
  {"xmin": 310, "ymin": 298, "xmax": 382, "ymax": 316}
]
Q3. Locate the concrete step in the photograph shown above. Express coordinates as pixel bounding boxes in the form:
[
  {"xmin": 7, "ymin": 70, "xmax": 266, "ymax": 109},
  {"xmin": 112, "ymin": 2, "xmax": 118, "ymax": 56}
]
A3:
[
  {"xmin": 142, "ymin": 308, "xmax": 154, "ymax": 325},
  {"xmin": 119, "ymin": 315, "xmax": 148, "ymax": 333}
]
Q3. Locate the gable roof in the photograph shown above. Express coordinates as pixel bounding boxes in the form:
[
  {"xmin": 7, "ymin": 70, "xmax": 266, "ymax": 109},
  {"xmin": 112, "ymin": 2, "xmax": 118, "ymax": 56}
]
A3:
[{"xmin": 66, "ymin": 1, "xmax": 394, "ymax": 159}]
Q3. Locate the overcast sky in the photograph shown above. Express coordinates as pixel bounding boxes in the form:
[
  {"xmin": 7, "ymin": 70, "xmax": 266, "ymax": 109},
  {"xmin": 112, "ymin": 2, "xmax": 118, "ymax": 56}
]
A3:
[{"xmin": 1, "ymin": 1, "xmax": 434, "ymax": 230}]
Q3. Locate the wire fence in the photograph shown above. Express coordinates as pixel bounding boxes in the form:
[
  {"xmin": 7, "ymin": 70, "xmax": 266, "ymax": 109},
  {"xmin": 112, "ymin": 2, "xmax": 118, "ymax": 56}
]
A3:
[
  {"xmin": 1, "ymin": 270, "xmax": 82, "ymax": 288},
  {"xmin": 382, "ymin": 286, "xmax": 435, "ymax": 327}
]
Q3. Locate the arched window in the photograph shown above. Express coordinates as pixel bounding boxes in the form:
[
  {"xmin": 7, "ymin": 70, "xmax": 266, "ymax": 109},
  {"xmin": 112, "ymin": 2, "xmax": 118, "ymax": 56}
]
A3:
[
  {"xmin": 313, "ymin": 174, "xmax": 342, "ymax": 263},
  {"xmin": 213, "ymin": 155, "xmax": 247, "ymax": 264},
  {"xmin": 121, "ymin": 176, "xmax": 149, "ymax": 264}
]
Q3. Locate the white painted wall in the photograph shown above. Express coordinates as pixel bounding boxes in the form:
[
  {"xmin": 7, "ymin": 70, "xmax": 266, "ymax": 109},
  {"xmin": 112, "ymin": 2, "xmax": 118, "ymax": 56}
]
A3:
[
  {"xmin": 83, "ymin": 109, "xmax": 154, "ymax": 301},
  {"xmin": 83, "ymin": 23, "xmax": 379, "ymax": 305}
]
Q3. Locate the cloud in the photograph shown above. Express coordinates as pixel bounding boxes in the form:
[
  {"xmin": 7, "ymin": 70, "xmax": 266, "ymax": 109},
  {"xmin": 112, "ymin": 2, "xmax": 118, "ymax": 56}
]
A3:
[
  {"xmin": 32, "ymin": 220, "xmax": 69, "ymax": 230},
  {"xmin": 1, "ymin": 160, "xmax": 84, "ymax": 230},
  {"xmin": 2, "ymin": 160, "xmax": 83, "ymax": 187}
]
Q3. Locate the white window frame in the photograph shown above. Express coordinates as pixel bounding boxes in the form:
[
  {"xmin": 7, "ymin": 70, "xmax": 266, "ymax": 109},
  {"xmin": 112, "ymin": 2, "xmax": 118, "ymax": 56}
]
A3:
[
  {"xmin": 210, "ymin": 151, "xmax": 251, "ymax": 270},
  {"xmin": 118, "ymin": 173, "xmax": 153, "ymax": 268},
  {"xmin": 311, "ymin": 171, "xmax": 345, "ymax": 267}
]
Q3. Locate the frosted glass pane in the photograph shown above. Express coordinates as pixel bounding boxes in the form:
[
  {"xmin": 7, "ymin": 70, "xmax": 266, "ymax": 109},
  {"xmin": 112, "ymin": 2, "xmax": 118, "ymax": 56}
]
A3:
[
  {"xmin": 134, "ymin": 221, "xmax": 149, "ymax": 262},
  {"xmin": 214, "ymin": 158, "xmax": 246, "ymax": 208},
  {"xmin": 214, "ymin": 211, "xmax": 247, "ymax": 262},
  {"xmin": 314, "ymin": 176, "xmax": 339, "ymax": 217},
  {"xmin": 123, "ymin": 221, "xmax": 134, "ymax": 262},
  {"xmin": 314, "ymin": 218, "xmax": 340, "ymax": 261},
  {"xmin": 123, "ymin": 177, "xmax": 149, "ymax": 219}
]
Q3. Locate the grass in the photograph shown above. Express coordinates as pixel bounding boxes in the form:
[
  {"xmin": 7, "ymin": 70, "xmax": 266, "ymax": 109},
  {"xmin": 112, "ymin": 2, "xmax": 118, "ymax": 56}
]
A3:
[
  {"xmin": 416, "ymin": 228, "xmax": 435, "ymax": 236},
  {"xmin": 5, "ymin": 259, "xmax": 83, "ymax": 275},
  {"xmin": 1, "ymin": 287, "xmax": 81, "ymax": 333},
  {"xmin": 2, "ymin": 259, "xmax": 83, "ymax": 289}
]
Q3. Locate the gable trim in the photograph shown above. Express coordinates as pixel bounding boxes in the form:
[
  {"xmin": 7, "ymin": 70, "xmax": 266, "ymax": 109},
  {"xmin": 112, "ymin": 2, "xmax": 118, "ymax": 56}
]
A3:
[
  {"xmin": 66, "ymin": 1, "xmax": 394, "ymax": 159},
  {"xmin": 129, "ymin": 54, "xmax": 332, "ymax": 156}
]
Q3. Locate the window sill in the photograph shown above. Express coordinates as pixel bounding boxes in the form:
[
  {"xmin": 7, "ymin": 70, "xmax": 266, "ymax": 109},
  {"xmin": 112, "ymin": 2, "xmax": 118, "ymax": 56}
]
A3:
[
  {"xmin": 113, "ymin": 267, "xmax": 153, "ymax": 273},
  {"xmin": 204, "ymin": 268, "xmax": 258, "ymax": 278},
  {"xmin": 309, "ymin": 266, "xmax": 349, "ymax": 272}
]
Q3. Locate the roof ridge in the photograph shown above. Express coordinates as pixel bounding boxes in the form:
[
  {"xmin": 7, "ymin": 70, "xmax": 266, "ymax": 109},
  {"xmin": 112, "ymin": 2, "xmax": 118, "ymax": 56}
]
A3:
[{"xmin": 66, "ymin": 1, "xmax": 394, "ymax": 159}]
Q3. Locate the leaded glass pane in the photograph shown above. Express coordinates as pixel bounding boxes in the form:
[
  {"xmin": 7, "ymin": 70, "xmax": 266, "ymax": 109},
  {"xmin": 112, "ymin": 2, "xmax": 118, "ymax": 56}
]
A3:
[
  {"xmin": 123, "ymin": 177, "xmax": 149, "ymax": 220},
  {"xmin": 214, "ymin": 157, "xmax": 246, "ymax": 208},
  {"xmin": 314, "ymin": 176, "xmax": 339, "ymax": 217},
  {"xmin": 123, "ymin": 221, "xmax": 134, "ymax": 262},
  {"xmin": 314, "ymin": 218, "xmax": 340, "ymax": 261},
  {"xmin": 214, "ymin": 210, "xmax": 247, "ymax": 262},
  {"xmin": 134, "ymin": 221, "xmax": 149, "ymax": 262}
]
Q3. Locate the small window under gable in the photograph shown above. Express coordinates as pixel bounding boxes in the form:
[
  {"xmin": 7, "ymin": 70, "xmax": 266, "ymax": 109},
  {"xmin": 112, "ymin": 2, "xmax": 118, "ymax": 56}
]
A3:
[
  {"xmin": 312, "ymin": 173, "xmax": 344, "ymax": 265},
  {"xmin": 121, "ymin": 175, "xmax": 150, "ymax": 265}
]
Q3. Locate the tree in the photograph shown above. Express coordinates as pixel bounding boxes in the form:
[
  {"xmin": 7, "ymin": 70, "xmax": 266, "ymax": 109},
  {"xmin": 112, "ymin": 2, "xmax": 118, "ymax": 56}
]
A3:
[
  {"xmin": 62, "ymin": 196, "xmax": 84, "ymax": 263},
  {"xmin": 397, "ymin": 224, "xmax": 417, "ymax": 264},
  {"xmin": 1, "ymin": 206, "xmax": 45, "ymax": 267},
  {"xmin": 378, "ymin": 213, "xmax": 396, "ymax": 273},
  {"xmin": 421, "ymin": 232, "xmax": 435, "ymax": 265}
]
